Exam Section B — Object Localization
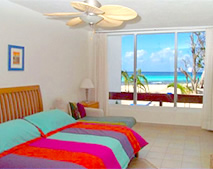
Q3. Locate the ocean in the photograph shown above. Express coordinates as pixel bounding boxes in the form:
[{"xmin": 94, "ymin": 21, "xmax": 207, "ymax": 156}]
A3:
[{"xmin": 122, "ymin": 72, "xmax": 203, "ymax": 84}]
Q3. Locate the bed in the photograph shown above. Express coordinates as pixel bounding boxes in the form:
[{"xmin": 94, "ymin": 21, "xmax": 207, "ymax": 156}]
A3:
[{"xmin": 0, "ymin": 85, "xmax": 148, "ymax": 169}]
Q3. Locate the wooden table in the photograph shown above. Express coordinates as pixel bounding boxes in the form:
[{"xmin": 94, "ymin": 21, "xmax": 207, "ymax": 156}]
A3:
[{"xmin": 80, "ymin": 101, "xmax": 99, "ymax": 108}]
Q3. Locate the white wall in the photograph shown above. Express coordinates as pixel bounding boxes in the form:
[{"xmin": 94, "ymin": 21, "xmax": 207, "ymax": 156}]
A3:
[
  {"xmin": 109, "ymin": 105, "xmax": 202, "ymax": 126},
  {"xmin": 0, "ymin": 0, "xmax": 89, "ymax": 111}
]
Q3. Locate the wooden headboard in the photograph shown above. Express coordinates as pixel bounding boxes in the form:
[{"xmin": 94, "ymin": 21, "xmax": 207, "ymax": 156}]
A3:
[{"xmin": 0, "ymin": 85, "xmax": 43, "ymax": 123}]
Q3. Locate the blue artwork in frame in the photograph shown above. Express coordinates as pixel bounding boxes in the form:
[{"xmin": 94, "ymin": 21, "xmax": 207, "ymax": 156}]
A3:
[{"xmin": 8, "ymin": 45, "xmax": 24, "ymax": 71}]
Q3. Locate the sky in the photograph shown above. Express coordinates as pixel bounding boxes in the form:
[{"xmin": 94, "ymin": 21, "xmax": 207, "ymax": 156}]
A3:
[{"xmin": 121, "ymin": 32, "xmax": 204, "ymax": 72}]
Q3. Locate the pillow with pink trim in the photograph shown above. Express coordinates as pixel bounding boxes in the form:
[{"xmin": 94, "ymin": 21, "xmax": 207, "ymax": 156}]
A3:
[{"xmin": 77, "ymin": 103, "xmax": 86, "ymax": 118}]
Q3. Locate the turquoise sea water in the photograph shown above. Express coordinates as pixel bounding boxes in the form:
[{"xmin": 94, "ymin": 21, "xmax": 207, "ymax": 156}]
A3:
[{"xmin": 122, "ymin": 72, "xmax": 202, "ymax": 84}]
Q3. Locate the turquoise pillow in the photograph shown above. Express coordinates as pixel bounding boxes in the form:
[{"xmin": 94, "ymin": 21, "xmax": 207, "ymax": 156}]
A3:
[
  {"xmin": 0, "ymin": 119, "xmax": 40, "ymax": 154},
  {"xmin": 24, "ymin": 109, "xmax": 76, "ymax": 136}
]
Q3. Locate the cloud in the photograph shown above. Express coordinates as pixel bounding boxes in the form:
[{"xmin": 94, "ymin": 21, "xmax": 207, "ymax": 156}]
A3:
[
  {"xmin": 188, "ymin": 67, "xmax": 192, "ymax": 72},
  {"xmin": 178, "ymin": 53, "xmax": 191, "ymax": 61},
  {"xmin": 125, "ymin": 51, "xmax": 133, "ymax": 58},
  {"xmin": 177, "ymin": 54, "xmax": 192, "ymax": 68},
  {"xmin": 150, "ymin": 48, "xmax": 174, "ymax": 62},
  {"xmin": 124, "ymin": 49, "xmax": 146, "ymax": 58},
  {"xmin": 137, "ymin": 59, "xmax": 144, "ymax": 64},
  {"xmin": 137, "ymin": 50, "xmax": 146, "ymax": 58}
]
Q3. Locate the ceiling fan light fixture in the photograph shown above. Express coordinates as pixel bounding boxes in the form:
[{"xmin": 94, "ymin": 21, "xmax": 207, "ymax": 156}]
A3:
[
  {"xmin": 84, "ymin": 0, "xmax": 101, "ymax": 8},
  {"xmin": 44, "ymin": 0, "xmax": 138, "ymax": 29},
  {"xmin": 80, "ymin": 14, "xmax": 103, "ymax": 25},
  {"xmin": 71, "ymin": 1, "xmax": 104, "ymax": 14}
]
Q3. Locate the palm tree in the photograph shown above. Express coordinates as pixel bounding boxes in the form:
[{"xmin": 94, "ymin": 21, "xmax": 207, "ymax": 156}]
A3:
[
  {"xmin": 167, "ymin": 83, "xmax": 192, "ymax": 94},
  {"xmin": 137, "ymin": 69, "xmax": 149, "ymax": 92},
  {"xmin": 121, "ymin": 70, "xmax": 131, "ymax": 92},
  {"xmin": 130, "ymin": 69, "xmax": 149, "ymax": 92}
]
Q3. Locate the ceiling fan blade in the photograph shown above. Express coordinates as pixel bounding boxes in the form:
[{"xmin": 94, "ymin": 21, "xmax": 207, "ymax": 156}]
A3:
[
  {"xmin": 100, "ymin": 5, "xmax": 137, "ymax": 21},
  {"xmin": 66, "ymin": 17, "xmax": 83, "ymax": 26},
  {"xmin": 71, "ymin": 1, "xmax": 104, "ymax": 15},
  {"xmin": 44, "ymin": 12, "xmax": 82, "ymax": 17},
  {"xmin": 96, "ymin": 16, "xmax": 123, "ymax": 28}
]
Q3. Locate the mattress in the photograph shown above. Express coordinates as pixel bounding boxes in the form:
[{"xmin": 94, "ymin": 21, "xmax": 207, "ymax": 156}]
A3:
[{"xmin": 81, "ymin": 116, "xmax": 136, "ymax": 128}]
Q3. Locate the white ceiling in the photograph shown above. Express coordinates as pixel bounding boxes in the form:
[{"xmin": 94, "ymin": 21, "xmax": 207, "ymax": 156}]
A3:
[{"xmin": 9, "ymin": 0, "xmax": 213, "ymax": 31}]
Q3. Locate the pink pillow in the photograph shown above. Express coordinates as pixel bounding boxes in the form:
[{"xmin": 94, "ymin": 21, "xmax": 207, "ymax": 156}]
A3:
[{"xmin": 77, "ymin": 103, "xmax": 86, "ymax": 118}]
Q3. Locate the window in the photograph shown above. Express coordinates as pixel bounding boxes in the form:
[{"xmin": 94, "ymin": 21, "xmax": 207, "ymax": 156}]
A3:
[
  {"xmin": 108, "ymin": 31, "xmax": 205, "ymax": 108},
  {"xmin": 136, "ymin": 33, "xmax": 175, "ymax": 107},
  {"xmin": 177, "ymin": 32, "xmax": 205, "ymax": 108}
]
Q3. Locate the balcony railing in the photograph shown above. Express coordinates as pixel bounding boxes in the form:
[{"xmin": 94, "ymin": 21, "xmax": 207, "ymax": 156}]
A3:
[{"xmin": 109, "ymin": 92, "xmax": 203, "ymax": 106}]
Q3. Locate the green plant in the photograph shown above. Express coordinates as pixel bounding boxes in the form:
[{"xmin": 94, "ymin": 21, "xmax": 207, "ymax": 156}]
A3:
[
  {"xmin": 121, "ymin": 70, "xmax": 131, "ymax": 92},
  {"xmin": 130, "ymin": 69, "xmax": 149, "ymax": 92},
  {"xmin": 167, "ymin": 83, "xmax": 192, "ymax": 94}
]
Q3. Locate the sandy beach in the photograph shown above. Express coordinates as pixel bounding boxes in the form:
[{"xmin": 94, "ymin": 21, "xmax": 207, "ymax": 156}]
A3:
[{"xmin": 121, "ymin": 84, "xmax": 179, "ymax": 94}]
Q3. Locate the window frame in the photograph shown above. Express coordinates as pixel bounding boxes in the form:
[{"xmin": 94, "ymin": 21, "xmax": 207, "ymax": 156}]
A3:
[{"xmin": 108, "ymin": 28, "xmax": 206, "ymax": 108}]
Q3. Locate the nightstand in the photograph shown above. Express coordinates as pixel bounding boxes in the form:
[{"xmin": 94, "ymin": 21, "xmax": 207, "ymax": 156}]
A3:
[{"xmin": 80, "ymin": 101, "xmax": 99, "ymax": 108}]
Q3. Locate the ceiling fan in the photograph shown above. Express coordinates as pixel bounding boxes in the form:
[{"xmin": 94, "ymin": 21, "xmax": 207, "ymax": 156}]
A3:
[{"xmin": 44, "ymin": 0, "xmax": 137, "ymax": 28}]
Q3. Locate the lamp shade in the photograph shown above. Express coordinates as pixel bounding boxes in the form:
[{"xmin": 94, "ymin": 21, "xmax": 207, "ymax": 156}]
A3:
[{"xmin": 80, "ymin": 78, "xmax": 94, "ymax": 89}]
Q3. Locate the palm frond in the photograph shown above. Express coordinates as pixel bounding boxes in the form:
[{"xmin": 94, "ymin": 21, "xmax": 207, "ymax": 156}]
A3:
[{"xmin": 167, "ymin": 83, "xmax": 192, "ymax": 94}]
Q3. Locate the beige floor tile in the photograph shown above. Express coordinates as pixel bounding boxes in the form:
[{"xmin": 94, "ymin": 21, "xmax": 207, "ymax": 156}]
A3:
[
  {"xmin": 164, "ymin": 153, "xmax": 183, "ymax": 161},
  {"xmin": 166, "ymin": 147, "xmax": 184, "ymax": 155},
  {"xmin": 170, "ymin": 139, "xmax": 185, "ymax": 144},
  {"xmin": 186, "ymin": 131, "xmax": 202, "ymax": 137},
  {"xmin": 184, "ymin": 144, "xmax": 200, "ymax": 151},
  {"xmin": 201, "ymin": 163, "xmax": 211, "ymax": 169},
  {"xmin": 161, "ymin": 159, "xmax": 182, "ymax": 168},
  {"xmin": 144, "ymin": 134, "xmax": 158, "ymax": 140},
  {"xmin": 158, "ymin": 130, "xmax": 172, "ymax": 135},
  {"xmin": 146, "ymin": 151, "xmax": 166, "ymax": 160},
  {"xmin": 128, "ymin": 158, "xmax": 158, "ymax": 169},
  {"xmin": 145, "ymin": 138, "xmax": 156, "ymax": 146},
  {"xmin": 168, "ymin": 143, "xmax": 185, "ymax": 149},
  {"xmin": 185, "ymin": 135, "xmax": 200, "ymax": 141},
  {"xmin": 155, "ymin": 137, "xmax": 171, "ymax": 143},
  {"xmin": 171, "ymin": 135, "xmax": 186, "ymax": 141},
  {"xmin": 150, "ymin": 146, "xmax": 168, "ymax": 153},
  {"xmin": 142, "ymin": 144, "xmax": 152, "ymax": 151},
  {"xmin": 183, "ymin": 149, "xmax": 201, "ymax": 157},
  {"xmin": 181, "ymin": 161, "xmax": 202, "ymax": 168},
  {"xmin": 201, "ymin": 145, "xmax": 213, "ymax": 152},
  {"xmin": 201, "ymin": 152, "xmax": 212, "ymax": 159},
  {"xmin": 201, "ymin": 157, "xmax": 210, "ymax": 167},
  {"xmin": 201, "ymin": 142, "xmax": 213, "ymax": 147},
  {"xmin": 153, "ymin": 140, "xmax": 170, "ymax": 148},
  {"xmin": 138, "ymin": 149, "xmax": 149, "ymax": 158},
  {"xmin": 145, "ymin": 157, "xmax": 163, "ymax": 168},
  {"xmin": 182, "ymin": 154, "xmax": 201, "ymax": 163},
  {"xmin": 133, "ymin": 122, "xmax": 213, "ymax": 169}
]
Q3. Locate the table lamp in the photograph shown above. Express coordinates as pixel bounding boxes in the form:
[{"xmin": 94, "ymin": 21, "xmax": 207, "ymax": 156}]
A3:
[{"xmin": 80, "ymin": 78, "xmax": 94, "ymax": 102}]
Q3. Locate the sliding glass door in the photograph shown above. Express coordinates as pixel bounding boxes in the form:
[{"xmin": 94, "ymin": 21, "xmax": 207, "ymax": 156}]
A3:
[{"xmin": 108, "ymin": 30, "xmax": 205, "ymax": 108}]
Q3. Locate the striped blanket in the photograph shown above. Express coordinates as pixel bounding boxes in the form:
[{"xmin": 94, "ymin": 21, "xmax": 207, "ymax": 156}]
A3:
[{"xmin": 0, "ymin": 122, "xmax": 148, "ymax": 169}]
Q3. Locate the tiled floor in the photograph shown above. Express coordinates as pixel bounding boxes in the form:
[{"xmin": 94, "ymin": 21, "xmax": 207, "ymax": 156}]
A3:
[{"xmin": 129, "ymin": 122, "xmax": 213, "ymax": 169}]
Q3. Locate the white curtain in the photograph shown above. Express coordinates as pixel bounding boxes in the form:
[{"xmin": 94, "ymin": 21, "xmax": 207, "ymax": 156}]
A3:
[
  {"xmin": 93, "ymin": 33, "xmax": 109, "ymax": 116},
  {"xmin": 202, "ymin": 28, "xmax": 213, "ymax": 130}
]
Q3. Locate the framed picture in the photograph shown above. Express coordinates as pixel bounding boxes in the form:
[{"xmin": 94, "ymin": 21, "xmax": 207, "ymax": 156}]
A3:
[{"xmin": 8, "ymin": 45, "xmax": 24, "ymax": 71}]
